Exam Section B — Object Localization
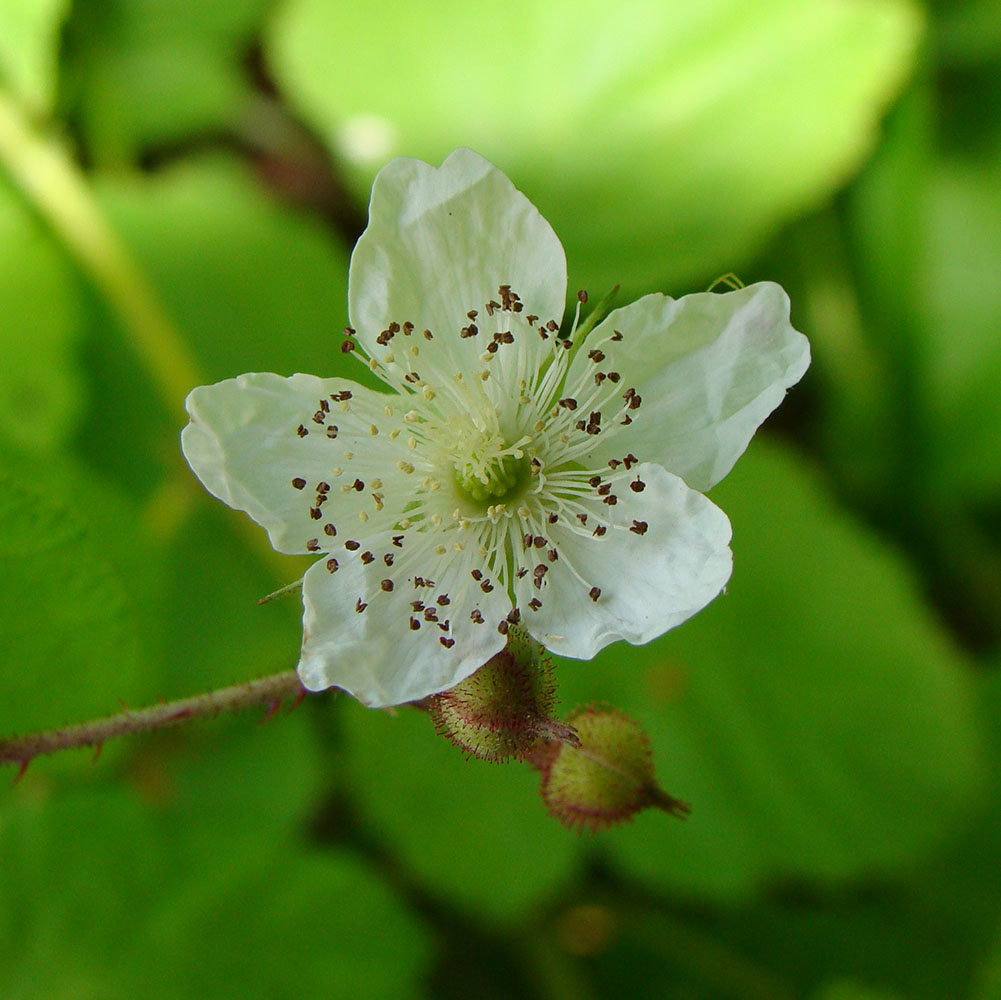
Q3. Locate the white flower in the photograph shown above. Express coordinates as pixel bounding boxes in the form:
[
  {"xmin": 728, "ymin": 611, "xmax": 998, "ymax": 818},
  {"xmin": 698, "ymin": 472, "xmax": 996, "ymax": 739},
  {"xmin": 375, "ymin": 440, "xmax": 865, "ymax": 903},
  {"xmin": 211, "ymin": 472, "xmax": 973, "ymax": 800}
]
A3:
[{"xmin": 181, "ymin": 149, "xmax": 809, "ymax": 708}]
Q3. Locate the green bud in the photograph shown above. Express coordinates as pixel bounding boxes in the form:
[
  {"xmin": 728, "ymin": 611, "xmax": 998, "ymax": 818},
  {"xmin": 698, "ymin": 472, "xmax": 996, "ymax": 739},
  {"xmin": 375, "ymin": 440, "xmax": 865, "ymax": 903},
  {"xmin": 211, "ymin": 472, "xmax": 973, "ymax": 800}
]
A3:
[
  {"xmin": 428, "ymin": 627, "xmax": 579, "ymax": 762},
  {"xmin": 536, "ymin": 705, "xmax": 689, "ymax": 832}
]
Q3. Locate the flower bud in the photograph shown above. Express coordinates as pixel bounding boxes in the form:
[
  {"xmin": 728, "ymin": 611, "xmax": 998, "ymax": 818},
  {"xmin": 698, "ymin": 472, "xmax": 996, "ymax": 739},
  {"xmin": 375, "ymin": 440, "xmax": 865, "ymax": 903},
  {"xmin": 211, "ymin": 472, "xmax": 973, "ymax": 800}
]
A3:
[
  {"xmin": 427, "ymin": 627, "xmax": 578, "ymax": 762},
  {"xmin": 536, "ymin": 705, "xmax": 689, "ymax": 832}
]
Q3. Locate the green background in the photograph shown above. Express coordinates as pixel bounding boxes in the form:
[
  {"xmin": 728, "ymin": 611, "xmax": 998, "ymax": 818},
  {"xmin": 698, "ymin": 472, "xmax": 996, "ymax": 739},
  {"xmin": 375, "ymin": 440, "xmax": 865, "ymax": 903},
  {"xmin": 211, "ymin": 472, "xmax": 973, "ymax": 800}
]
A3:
[{"xmin": 1, "ymin": 0, "xmax": 999, "ymax": 996}]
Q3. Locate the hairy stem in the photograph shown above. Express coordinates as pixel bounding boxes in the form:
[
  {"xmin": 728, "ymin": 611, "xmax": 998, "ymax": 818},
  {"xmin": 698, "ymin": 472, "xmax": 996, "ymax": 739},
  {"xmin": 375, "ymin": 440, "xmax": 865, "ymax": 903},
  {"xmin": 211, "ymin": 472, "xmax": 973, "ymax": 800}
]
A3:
[{"xmin": 0, "ymin": 671, "xmax": 305, "ymax": 769}]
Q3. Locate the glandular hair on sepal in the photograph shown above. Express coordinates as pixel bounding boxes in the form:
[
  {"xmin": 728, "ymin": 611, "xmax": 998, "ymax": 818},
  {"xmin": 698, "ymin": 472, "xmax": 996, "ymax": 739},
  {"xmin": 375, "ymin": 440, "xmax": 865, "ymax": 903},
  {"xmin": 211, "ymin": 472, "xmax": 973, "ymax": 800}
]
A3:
[{"xmin": 427, "ymin": 627, "xmax": 575, "ymax": 762}]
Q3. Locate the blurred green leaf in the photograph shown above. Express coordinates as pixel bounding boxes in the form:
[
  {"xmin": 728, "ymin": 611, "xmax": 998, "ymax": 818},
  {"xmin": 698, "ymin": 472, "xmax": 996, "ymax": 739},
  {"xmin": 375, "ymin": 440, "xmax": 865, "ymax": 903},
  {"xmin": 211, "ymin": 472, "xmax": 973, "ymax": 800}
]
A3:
[
  {"xmin": 0, "ymin": 457, "xmax": 151, "ymax": 745},
  {"xmin": 812, "ymin": 981, "xmax": 908, "ymax": 1000},
  {"xmin": 268, "ymin": 0, "xmax": 922, "ymax": 294},
  {"xmin": 0, "ymin": 177, "xmax": 84, "ymax": 453},
  {"xmin": 62, "ymin": 0, "xmax": 272, "ymax": 164},
  {"xmin": 341, "ymin": 701, "xmax": 584, "ymax": 920},
  {"xmin": 77, "ymin": 155, "xmax": 354, "ymax": 498},
  {"xmin": 920, "ymin": 156, "xmax": 1001, "ymax": 505},
  {"xmin": 0, "ymin": 786, "xmax": 170, "ymax": 999},
  {"xmin": 556, "ymin": 440, "xmax": 983, "ymax": 899},
  {"xmin": 128, "ymin": 711, "xmax": 324, "ymax": 866},
  {"xmin": 157, "ymin": 504, "xmax": 305, "ymax": 698},
  {"xmin": 0, "ymin": 0, "xmax": 69, "ymax": 116},
  {"xmin": 144, "ymin": 848, "xmax": 429, "ymax": 999},
  {"xmin": 0, "ymin": 726, "xmax": 430, "ymax": 1000}
]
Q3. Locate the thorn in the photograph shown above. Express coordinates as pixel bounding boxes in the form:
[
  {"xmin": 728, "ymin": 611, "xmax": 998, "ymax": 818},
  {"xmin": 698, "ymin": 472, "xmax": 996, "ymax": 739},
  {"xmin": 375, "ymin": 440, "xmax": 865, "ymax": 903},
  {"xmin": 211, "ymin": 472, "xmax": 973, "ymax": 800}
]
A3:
[
  {"xmin": 649, "ymin": 786, "xmax": 691, "ymax": 820},
  {"xmin": 260, "ymin": 699, "xmax": 282, "ymax": 726},
  {"xmin": 287, "ymin": 687, "xmax": 307, "ymax": 714},
  {"xmin": 13, "ymin": 759, "xmax": 29, "ymax": 785},
  {"xmin": 92, "ymin": 743, "xmax": 104, "ymax": 763}
]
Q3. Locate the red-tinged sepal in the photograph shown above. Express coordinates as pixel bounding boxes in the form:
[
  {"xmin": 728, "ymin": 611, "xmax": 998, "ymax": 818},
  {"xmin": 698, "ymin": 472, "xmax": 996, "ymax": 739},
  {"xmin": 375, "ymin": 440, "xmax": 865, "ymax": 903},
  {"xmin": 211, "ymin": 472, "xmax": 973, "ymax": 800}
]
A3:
[
  {"xmin": 427, "ymin": 627, "xmax": 578, "ymax": 762},
  {"xmin": 535, "ymin": 705, "xmax": 689, "ymax": 832}
]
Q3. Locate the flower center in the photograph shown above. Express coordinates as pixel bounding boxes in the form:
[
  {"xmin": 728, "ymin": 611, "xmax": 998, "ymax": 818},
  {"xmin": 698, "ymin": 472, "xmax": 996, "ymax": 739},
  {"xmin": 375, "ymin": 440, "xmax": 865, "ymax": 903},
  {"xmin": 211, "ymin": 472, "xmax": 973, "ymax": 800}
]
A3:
[
  {"xmin": 454, "ymin": 449, "xmax": 529, "ymax": 504},
  {"xmin": 445, "ymin": 418, "xmax": 532, "ymax": 506}
]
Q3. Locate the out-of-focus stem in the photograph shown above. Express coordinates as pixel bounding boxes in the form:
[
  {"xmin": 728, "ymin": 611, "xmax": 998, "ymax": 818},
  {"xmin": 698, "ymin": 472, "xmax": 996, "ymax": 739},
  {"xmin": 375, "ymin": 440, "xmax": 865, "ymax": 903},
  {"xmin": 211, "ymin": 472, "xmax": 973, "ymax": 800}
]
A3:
[{"xmin": 0, "ymin": 90, "xmax": 200, "ymax": 417}]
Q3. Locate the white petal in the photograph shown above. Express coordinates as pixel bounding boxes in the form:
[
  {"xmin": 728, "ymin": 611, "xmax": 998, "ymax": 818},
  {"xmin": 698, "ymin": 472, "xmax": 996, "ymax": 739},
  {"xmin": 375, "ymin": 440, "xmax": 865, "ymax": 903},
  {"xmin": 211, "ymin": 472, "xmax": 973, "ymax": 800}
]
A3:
[
  {"xmin": 516, "ymin": 464, "xmax": 732, "ymax": 659},
  {"xmin": 569, "ymin": 282, "xmax": 810, "ymax": 492},
  {"xmin": 182, "ymin": 372, "xmax": 408, "ymax": 554},
  {"xmin": 349, "ymin": 148, "xmax": 567, "ymax": 385},
  {"xmin": 298, "ymin": 530, "xmax": 509, "ymax": 707}
]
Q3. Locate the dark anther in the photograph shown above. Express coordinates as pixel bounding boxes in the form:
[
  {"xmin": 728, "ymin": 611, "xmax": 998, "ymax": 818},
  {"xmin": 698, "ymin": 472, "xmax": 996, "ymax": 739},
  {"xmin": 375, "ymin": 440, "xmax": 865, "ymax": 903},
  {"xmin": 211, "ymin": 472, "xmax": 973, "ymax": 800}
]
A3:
[
  {"xmin": 291, "ymin": 477, "xmax": 306, "ymax": 489},
  {"xmin": 381, "ymin": 579, "xmax": 394, "ymax": 592},
  {"xmin": 323, "ymin": 523, "xmax": 337, "ymax": 536},
  {"xmin": 630, "ymin": 520, "xmax": 648, "ymax": 535},
  {"xmin": 326, "ymin": 558, "xmax": 339, "ymax": 573},
  {"xmin": 589, "ymin": 586, "xmax": 601, "ymax": 602},
  {"xmin": 306, "ymin": 538, "xmax": 320, "ymax": 551}
]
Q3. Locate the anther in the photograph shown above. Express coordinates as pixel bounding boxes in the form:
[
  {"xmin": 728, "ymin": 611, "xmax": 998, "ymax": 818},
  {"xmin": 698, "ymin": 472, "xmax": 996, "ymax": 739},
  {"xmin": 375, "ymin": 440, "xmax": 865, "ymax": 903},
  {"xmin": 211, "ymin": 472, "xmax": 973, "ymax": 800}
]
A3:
[
  {"xmin": 381, "ymin": 579, "xmax": 394, "ymax": 592},
  {"xmin": 630, "ymin": 520, "xmax": 648, "ymax": 535},
  {"xmin": 306, "ymin": 538, "xmax": 320, "ymax": 551},
  {"xmin": 326, "ymin": 558, "xmax": 338, "ymax": 573},
  {"xmin": 291, "ymin": 477, "xmax": 306, "ymax": 489},
  {"xmin": 355, "ymin": 598, "xmax": 367, "ymax": 613},
  {"xmin": 323, "ymin": 523, "xmax": 337, "ymax": 536},
  {"xmin": 361, "ymin": 552, "xmax": 374, "ymax": 564},
  {"xmin": 589, "ymin": 586, "xmax": 601, "ymax": 602}
]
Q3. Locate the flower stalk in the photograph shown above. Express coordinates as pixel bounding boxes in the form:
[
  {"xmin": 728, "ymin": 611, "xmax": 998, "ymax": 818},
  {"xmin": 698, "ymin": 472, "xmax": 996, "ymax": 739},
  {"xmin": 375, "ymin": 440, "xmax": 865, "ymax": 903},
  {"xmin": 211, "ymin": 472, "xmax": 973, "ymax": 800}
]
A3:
[{"xmin": 0, "ymin": 671, "xmax": 305, "ymax": 773}]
